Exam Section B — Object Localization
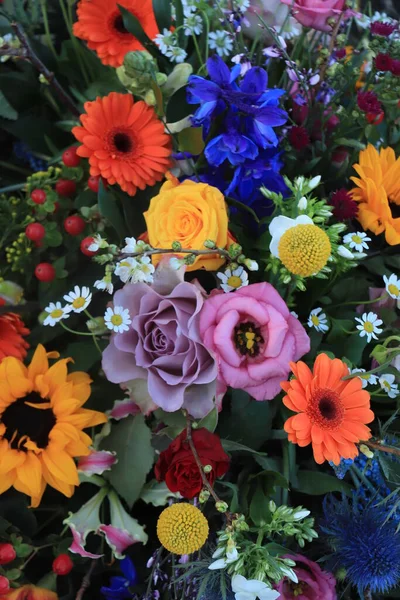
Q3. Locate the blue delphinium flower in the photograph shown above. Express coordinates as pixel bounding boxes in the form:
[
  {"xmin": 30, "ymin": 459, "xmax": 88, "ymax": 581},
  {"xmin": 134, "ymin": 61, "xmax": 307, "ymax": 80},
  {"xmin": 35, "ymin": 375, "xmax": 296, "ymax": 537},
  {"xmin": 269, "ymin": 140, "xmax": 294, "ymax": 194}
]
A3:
[
  {"xmin": 101, "ymin": 556, "xmax": 138, "ymax": 600},
  {"xmin": 321, "ymin": 495, "xmax": 400, "ymax": 595},
  {"xmin": 205, "ymin": 115, "xmax": 258, "ymax": 167}
]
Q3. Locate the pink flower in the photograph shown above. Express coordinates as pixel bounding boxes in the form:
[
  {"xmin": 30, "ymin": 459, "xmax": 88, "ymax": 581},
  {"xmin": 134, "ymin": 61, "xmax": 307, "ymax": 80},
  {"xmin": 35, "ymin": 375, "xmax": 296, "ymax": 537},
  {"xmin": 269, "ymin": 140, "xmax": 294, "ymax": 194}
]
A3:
[
  {"xmin": 77, "ymin": 451, "xmax": 117, "ymax": 476},
  {"xmin": 276, "ymin": 554, "xmax": 337, "ymax": 599},
  {"xmin": 280, "ymin": 0, "xmax": 346, "ymax": 33},
  {"xmin": 199, "ymin": 283, "xmax": 310, "ymax": 401}
]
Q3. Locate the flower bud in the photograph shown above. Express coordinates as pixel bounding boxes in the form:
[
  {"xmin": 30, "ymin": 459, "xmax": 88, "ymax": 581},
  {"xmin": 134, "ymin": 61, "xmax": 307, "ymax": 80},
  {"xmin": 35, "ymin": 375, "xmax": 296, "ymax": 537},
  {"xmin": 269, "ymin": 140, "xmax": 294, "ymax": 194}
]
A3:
[
  {"xmin": 359, "ymin": 444, "xmax": 374, "ymax": 459},
  {"xmin": 172, "ymin": 241, "xmax": 182, "ymax": 251},
  {"xmin": 199, "ymin": 489, "xmax": 210, "ymax": 503},
  {"xmin": 297, "ymin": 196, "xmax": 307, "ymax": 210},
  {"xmin": 228, "ymin": 243, "xmax": 242, "ymax": 258},
  {"xmin": 203, "ymin": 464, "xmax": 213, "ymax": 473},
  {"xmin": 215, "ymin": 501, "xmax": 229, "ymax": 513},
  {"xmin": 244, "ymin": 259, "xmax": 259, "ymax": 271},
  {"xmin": 86, "ymin": 317, "xmax": 107, "ymax": 335},
  {"xmin": 204, "ymin": 239, "xmax": 217, "ymax": 249}
]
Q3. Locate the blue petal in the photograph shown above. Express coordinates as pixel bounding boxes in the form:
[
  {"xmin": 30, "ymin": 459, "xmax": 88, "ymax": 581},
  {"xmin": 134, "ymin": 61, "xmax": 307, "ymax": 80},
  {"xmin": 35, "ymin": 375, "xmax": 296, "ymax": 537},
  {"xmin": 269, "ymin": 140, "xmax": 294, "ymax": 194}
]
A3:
[
  {"xmin": 240, "ymin": 67, "xmax": 268, "ymax": 98},
  {"xmin": 187, "ymin": 76, "xmax": 221, "ymax": 103},
  {"xmin": 205, "ymin": 136, "xmax": 228, "ymax": 166},
  {"xmin": 229, "ymin": 64, "xmax": 242, "ymax": 83},
  {"xmin": 192, "ymin": 101, "xmax": 218, "ymax": 123},
  {"xmin": 255, "ymin": 106, "xmax": 288, "ymax": 127},
  {"xmin": 258, "ymin": 89, "xmax": 286, "ymax": 105},
  {"xmin": 206, "ymin": 54, "xmax": 231, "ymax": 85},
  {"xmin": 120, "ymin": 557, "xmax": 138, "ymax": 585}
]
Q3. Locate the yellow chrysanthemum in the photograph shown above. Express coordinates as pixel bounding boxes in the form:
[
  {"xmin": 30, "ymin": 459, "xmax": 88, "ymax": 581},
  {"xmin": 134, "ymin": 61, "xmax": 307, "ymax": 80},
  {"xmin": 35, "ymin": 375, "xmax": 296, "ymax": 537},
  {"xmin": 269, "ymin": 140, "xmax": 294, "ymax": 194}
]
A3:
[
  {"xmin": 0, "ymin": 345, "xmax": 107, "ymax": 507},
  {"xmin": 351, "ymin": 145, "xmax": 400, "ymax": 245},
  {"xmin": 157, "ymin": 503, "xmax": 209, "ymax": 555},
  {"xmin": 278, "ymin": 224, "xmax": 331, "ymax": 277}
]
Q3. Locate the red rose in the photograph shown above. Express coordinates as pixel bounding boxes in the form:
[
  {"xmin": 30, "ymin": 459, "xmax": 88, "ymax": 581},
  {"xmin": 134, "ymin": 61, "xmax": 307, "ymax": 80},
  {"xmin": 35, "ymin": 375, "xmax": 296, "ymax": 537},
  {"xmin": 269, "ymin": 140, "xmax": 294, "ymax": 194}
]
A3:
[{"xmin": 155, "ymin": 428, "xmax": 230, "ymax": 499}]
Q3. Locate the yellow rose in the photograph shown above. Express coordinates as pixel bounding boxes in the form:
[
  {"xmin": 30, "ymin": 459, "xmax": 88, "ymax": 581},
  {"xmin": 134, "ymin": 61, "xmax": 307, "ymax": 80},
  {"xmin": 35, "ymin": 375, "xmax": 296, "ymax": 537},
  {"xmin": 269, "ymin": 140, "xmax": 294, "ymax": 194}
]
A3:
[{"xmin": 144, "ymin": 178, "xmax": 231, "ymax": 271}]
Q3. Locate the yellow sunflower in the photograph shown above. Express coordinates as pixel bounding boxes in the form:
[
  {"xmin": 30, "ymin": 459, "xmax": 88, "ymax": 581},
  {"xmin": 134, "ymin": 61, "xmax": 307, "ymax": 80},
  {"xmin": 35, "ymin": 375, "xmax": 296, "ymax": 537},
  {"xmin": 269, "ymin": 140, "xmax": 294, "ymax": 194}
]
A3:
[
  {"xmin": 0, "ymin": 345, "xmax": 106, "ymax": 507},
  {"xmin": 350, "ymin": 144, "xmax": 400, "ymax": 245}
]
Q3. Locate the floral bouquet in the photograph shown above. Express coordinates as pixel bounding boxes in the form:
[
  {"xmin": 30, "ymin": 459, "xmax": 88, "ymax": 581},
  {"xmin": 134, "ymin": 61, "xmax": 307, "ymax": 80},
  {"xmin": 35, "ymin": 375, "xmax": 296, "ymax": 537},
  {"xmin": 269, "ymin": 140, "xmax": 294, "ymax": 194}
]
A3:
[{"xmin": 0, "ymin": 0, "xmax": 400, "ymax": 598}]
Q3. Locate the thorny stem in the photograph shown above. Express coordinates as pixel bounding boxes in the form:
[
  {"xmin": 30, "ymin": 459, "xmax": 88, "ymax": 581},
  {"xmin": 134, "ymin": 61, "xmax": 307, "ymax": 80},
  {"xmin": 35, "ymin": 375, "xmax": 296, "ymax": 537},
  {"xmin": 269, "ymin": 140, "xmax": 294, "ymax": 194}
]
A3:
[
  {"xmin": 363, "ymin": 439, "xmax": 400, "ymax": 458},
  {"xmin": 317, "ymin": 11, "xmax": 344, "ymax": 88},
  {"xmin": 185, "ymin": 413, "xmax": 221, "ymax": 504},
  {"xmin": 75, "ymin": 559, "xmax": 98, "ymax": 600}
]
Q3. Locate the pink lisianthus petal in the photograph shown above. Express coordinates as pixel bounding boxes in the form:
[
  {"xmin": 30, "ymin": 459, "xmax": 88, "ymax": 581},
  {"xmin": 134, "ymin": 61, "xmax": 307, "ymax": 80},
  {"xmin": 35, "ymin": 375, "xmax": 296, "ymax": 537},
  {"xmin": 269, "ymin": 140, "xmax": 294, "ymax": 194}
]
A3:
[
  {"xmin": 275, "ymin": 553, "xmax": 337, "ymax": 599},
  {"xmin": 98, "ymin": 525, "xmax": 136, "ymax": 560},
  {"xmin": 109, "ymin": 397, "xmax": 141, "ymax": 420},
  {"xmin": 77, "ymin": 450, "xmax": 117, "ymax": 475},
  {"xmin": 280, "ymin": 0, "xmax": 347, "ymax": 32},
  {"xmin": 69, "ymin": 527, "xmax": 103, "ymax": 559}
]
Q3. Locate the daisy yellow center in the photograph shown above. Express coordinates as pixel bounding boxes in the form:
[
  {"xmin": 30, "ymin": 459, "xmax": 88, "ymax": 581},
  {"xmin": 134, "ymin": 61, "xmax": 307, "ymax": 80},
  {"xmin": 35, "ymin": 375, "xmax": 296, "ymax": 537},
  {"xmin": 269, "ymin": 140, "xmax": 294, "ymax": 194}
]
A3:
[
  {"xmin": 363, "ymin": 321, "xmax": 374, "ymax": 333},
  {"xmin": 157, "ymin": 503, "xmax": 209, "ymax": 555},
  {"xmin": 50, "ymin": 309, "xmax": 64, "ymax": 319},
  {"xmin": 388, "ymin": 283, "xmax": 400, "ymax": 297},
  {"xmin": 311, "ymin": 315, "xmax": 320, "ymax": 326},
  {"xmin": 352, "ymin": 234, "xmax": 363, "ymax": 244},
  {"xmin": 72, "ymin": 297, "xmax": 86, "ymax": 309},
  {"xmin": 234, "ymin": 322, "xmax": 264, "ymax": 357},
  {"xmin": 111, "ymin": 314, "xmax": 123, "ymax": 326},
  {"xmin": 278, "ymin": 224, "xmax": 331, "ymax": 277},
  {"xmin": 227, "ymin": 275, "xmax": 242, "ymax": 288},
  {"xmin": 1, "ymin": 392, "xmax": 56, "ymax": 451}
]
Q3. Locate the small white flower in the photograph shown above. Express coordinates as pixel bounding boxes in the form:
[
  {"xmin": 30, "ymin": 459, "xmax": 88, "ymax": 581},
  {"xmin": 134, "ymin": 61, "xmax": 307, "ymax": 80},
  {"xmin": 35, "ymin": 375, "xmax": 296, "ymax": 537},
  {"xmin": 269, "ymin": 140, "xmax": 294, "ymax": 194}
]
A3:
[
  {"xmin": 290, "ymin": 311, "xmax": 299, "ymax": 319},
  {"xmin": 308, "ymin": 307, "xmax": 329, "ymax": 333},
  {"xmin": 94, "ymin": 278, "xmax": 114, "ymax": 294},
  {"xmin": 269, "ymin": 214, "xmax": 314, "ymax": 258},
  {"xmin": 208, "ymin": 31, "xmax": 233, "ymax": 57},
  {"xmin": 154, "ymin": 28, "xmax": 175, "ymax": 54},
  {"xmin": 43, "ymin": 302, "xmax": 72, "ymax": 327},
  {"xmin": 338, "ymin": 245, "xmax": 354, "ymax": 259},
  {"xmin": 121, "ymin": 236, "xmax": 148, "ymax": 254},
  {"xmin": 355, "ymin": 311, "xmax": 383, "ymax": 343},
  {"xmin": 379, "ymin": 374, "xmax": 399, "ymax": 398},
  {"xmin": 231, "ymin": 574, "xmax": 280, "ymax": 600},
  {"xmin": 308, "ymin": 175, "xmax": 321, "ymax": 190},
  {"xmin": 244, "ymin": 259, "xmax": 259, "ymax": 272},
  {"xmin": 293, "ymin": 508, "xmax": 310, "ymax": 520},
  {"xmin": 63, "ymin": 285, "xmax": 92, "ymax": 313},
  {"xmin": 115, "ymin": 257, "xmax": 139, "ymax": 283},
  {"xmin": 209, "ymin": 547, "xmax": 239, "ymax": 570},
  {"xmin": 104, "ymin": 306, "xmax": 132, "ymax": 334},
  {"xmin": 217, "ymin": 266, "xmax": 248, "ymax": 293},
  {"xmin": 165, "ymin": 46, "xmax": 188, "ymax": 64},
  {"xmin": 351, "ymin": 368, "xmax": 378, "ymax": 388},
  {"xmin": 297, "ymin": 196, "xmax": 307, "ymax": 210},
  {"xmin": 383, "ymin": 273, "xmax": 400, "ymax": 300},
  {"xmin": 88, "ymin": 234, "xmax": 107, "ymax": 252},
  {"xmin": 343, "ymin": 232, "xmax": 371, "ymax": 252},
  {"xmin": 169, "ymin": 257, "xmax": 185, "ymax": 270},
  {"xmin": 136, "ymin": 256, "xmax": 155, "ymax": 284},
  {"xmin": 280, "ymin": 566, "xmax": 298, "ymax": 583},
  {"xmin": 183, "ymin": 14, "xmax": 203, "ymax": 35}
]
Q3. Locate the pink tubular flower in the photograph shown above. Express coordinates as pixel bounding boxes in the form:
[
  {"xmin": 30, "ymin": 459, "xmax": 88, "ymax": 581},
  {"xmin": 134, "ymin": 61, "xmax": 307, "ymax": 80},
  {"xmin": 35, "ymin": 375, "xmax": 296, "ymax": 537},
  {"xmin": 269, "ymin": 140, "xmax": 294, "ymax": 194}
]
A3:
[
  {"xmin": 280, "ymin": 0, "xmax": 347, "ymax": 33},
  {"xmin": 77, "ymin": 451, "xmax": 117, "ymax": 476},
  {"xmin": 276, "ymin": 554, "xmax": 337, "ymax": 599},
  {"xmin": 199, "ymin": 283, "xmax": 310, "ymax": 401}
]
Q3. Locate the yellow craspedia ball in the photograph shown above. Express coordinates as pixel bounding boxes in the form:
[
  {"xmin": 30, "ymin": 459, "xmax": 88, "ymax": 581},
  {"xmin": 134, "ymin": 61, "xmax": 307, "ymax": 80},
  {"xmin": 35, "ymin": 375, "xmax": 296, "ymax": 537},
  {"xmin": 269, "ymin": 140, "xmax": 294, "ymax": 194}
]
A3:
[
  {"xmin": 278, "ymin": 224, "xmax": 331, "ymax": 277},
  {"xmin": 157, "ymin": 503, "xmax": 209, "ymax": 555}
]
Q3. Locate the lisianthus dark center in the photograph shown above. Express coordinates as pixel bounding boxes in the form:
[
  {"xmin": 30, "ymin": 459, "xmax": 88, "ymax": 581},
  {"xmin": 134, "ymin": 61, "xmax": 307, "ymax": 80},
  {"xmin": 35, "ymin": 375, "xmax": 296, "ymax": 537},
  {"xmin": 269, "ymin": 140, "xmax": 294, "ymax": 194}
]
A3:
[
  {"xmin": 113, "ymin": 14, "xmax": 129, "ymax": 35},
  {"xmin": 289, "ymin": 581, "xmax": 307, "ymax": 596},
  {"xmin": 1, "ymin": 392, "xmax": 56, "ymax": 450},
  {"xmin": 113, "ymin": 132, "xmax": 133, "ymax": 154},
  {"xmin": 234, "ymin": 321, "xmax": 264, "ymax": 357}
]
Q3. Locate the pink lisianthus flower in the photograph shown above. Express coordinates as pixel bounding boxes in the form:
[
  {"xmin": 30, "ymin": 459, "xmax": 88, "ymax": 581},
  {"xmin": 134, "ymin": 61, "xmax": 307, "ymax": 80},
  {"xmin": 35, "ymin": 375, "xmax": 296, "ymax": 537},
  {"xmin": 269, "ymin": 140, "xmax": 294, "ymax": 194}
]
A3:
[
  {"xmin": 280, "ymin": 0, "xmax": 347, "ymax": 33},
  {"xmin": 276, "ymin": 554, "xmax": 337, "ymax": 599},
  {"xmin": 199, "ymin": 283, "xmax": 310, "ymax": 401}
]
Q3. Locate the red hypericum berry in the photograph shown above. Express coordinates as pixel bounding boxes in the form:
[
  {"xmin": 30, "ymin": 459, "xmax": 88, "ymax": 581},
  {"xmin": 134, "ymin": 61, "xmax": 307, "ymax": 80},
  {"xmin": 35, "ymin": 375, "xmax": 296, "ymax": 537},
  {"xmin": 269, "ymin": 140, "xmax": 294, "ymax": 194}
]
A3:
[
  {"xmin": 88, "ymin": 176, "xmax": 100, "ymax": 193},
  {"xmin": 371, "ymin": 21, "xmax": 397, "ymax": 37},
  {"xmin": 329, "ymin": 189, "xmax": 358, "ymax": 221},
  {"xmin": 35, "ymin": 263, "xmax": 56, "ymax": 282},
  {"xmin": 25, "ymin": 223, "xmax": 46, "ymax": 243},
  {"xmin": 366, "ymin": 111, "xmax": 384, "ymax": 125},
  {"xmin": 0, "ymin": 544, "xmax": 16, "ymax": 565},
  {"xmin": 31, "ymin": 189, "xmax": 46, "ymax": 205},
  {"xmin": 80, "ymin": 236, "xmax": 97, "ymax": 256},
  {"xmin": 357, "ymin": 90, "xmax": 382, "ymax": 115},
  {"xmin": 64, "ymin": 215, "xmax": 86, "ymax": 236},
  {"xmin": 375, "ymin": 53, "xmax": 393, "ymax": 72},
  {"xmin": 391, "ymin": 59, "xmax": 400, "ymax": 77},
  {"xmin": 52, "ymin": 554, "xmax": 73, "ymax": 576},
  {"xmin": 62, "ymin": 147, "xmax": 81, "ymax": 168},
  {"xmin": 288, "ymin": 125, "xmax": 310, "ymax": 151},
  {"xmin": 55, "ymin": 179, "xmax": 77, "ymax": 197},
  {"xmin": 0, "ymin": 576, "xmax": 9, "ymax": 595}
]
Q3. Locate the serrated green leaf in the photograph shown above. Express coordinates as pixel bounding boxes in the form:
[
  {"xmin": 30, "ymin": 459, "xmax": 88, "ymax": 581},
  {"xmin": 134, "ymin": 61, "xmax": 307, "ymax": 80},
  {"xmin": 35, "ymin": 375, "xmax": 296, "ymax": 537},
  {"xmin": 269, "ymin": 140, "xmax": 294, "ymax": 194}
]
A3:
[
  {"xmin": 152, "ymin": 0, "xmax": 172, "ymax": 33},
  {"xmin": 0, "ymin": 91, "xmax": 18, "ymax": 120}
]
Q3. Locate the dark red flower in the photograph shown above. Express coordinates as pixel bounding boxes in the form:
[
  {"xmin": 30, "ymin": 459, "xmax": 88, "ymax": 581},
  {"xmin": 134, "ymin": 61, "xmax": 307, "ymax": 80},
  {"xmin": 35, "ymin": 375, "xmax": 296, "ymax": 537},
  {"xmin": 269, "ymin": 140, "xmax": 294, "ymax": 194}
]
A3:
[
  {"xmin": 370, "ymin": 21, "xmax": 397, "ymax": 37},
  {"xmin": 288, "ymin": 126, "xmax": 310, "ymax": 151},
  {"xmin": 155, "ymin": 428, "xmax": 230, "ymax": 499},
  {"xmin": 391, "ymin": 59, "xmax": 400, "ymax": 76},
  {"xmin": 329, "ymin": 189, "xmax": 358, "ymax": 221},
  {"xmin": 357, "ymin": 90, "xmax": 382, "ymax": 115},
  {"xmin": 335, "ymin": 48, "xmax": 347, "ymax": 60},
  {"xmin": 375, "ymin": 53, "xmax": 393, "ymax": 72}
]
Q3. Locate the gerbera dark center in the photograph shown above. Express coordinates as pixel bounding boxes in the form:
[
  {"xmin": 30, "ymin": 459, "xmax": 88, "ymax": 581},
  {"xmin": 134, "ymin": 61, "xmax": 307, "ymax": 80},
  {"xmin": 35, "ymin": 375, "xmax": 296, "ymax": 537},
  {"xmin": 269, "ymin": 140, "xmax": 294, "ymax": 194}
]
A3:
[
  {"xmin": 113, "ymin": 14, "xmax": 129, "ymax": 34},
  {"xmin": 234, "ymin": 321, "xmax": 264, "ymax": 357},
  {"xmin": 113, "ymin": 132, "xmax": 133, "ymax": 154},
  {"xmin": 307, "ymin": 388, "xmax": 345, "ymax": 429},
  {"xmin": 1, "ymin": 392, "xmax": 56, "ymax": 451},
  {"xmin": 319, "ymin": 397, "xmax": 337, "ymax": 420}
]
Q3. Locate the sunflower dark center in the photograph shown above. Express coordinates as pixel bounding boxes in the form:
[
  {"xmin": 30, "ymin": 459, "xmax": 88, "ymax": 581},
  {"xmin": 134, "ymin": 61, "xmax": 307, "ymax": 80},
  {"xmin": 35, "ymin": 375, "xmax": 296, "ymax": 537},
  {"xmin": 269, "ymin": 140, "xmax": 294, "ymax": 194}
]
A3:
[
  {"xmin": 390, "ymin": 201, "xmax": 400, "ymax": 219},
  {"xmin": 1, "ymin": 392, "xmax": 56, "ymax": 451},
  {"xmin": 234, "ymin": 321, "xmax": 264, "ymax": 357},
  {"xmin": 319, "ymin": 397, "xmax": 337, "ymax": 421},
  {"xmin": 113, "ymin": 14, "xmax": 129, "ymax": 35},
  {"xmin": 113, "ymin": 132, "xmax": 133, "ymax": 154}
]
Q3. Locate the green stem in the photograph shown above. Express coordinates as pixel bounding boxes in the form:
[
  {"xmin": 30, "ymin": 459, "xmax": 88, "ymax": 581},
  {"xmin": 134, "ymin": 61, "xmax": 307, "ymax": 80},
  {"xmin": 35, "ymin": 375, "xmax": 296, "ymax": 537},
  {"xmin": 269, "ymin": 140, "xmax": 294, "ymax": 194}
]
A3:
[
  {"xmin": 84, "ymin": 309, "xmax": 103, "ymax": 355},
  {"xmin": 282, "ymin": 442, "xmax": 289, "ymax": 505},
  {"xmin": 342, "ymin": 358, "xmax": 394, "ymax": 380},
  {"xmin": 40, "ymin": 0, "xmax": 58, "ymax": 61},
  {"xmin": 60, "ymin": 321, "xmax": 97, "ymax": 337},
  {"xmin": 192, "ymin": 34, "xmax": 204, "ymax": 72},
  {"xmin": 330, "ymin": 294, "xmax": 387, "ymax": 309},
  {"xmin": 256, "ymin": 530, "xmax": 264, "ymax": 547},
  {"xmin": 59, "ymin": 0, "xmax": 90, "ymax": 86},
  {"xmin": 0, "ymin": 161, "xmax": 31, "ymax": 176}
]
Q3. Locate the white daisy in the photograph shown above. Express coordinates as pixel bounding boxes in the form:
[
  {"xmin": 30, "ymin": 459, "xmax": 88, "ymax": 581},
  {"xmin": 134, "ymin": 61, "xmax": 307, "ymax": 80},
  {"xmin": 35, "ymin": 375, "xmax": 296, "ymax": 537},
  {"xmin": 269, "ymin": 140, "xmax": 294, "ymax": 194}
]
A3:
[
  {"xmin": 63, "ymin": 285, "xmax": 92, "ymax": 313},
  {"xmin": 43, "ymin": 302, "xmax": 72, "ymax": 327},
  {"xmin": 269, "ymin": 214, "xmax": 314, "ymax": 258},
  {"xmin": 343, "ymin": 232, "xmax": 371, "ymax": 252},
  {"xmin": 307, "ymin": 307, "xmax": 329, "ymax": 333},
  {"xmin": 355, "ymin": 312, "xmax": 383, "ymax": 343},
  {"xmin": 208, "ymin": 31, "xmax": 233, "ymax": 57},
  {"xmin": 165, "ymin": 46, "xmax": 188, "ymax": 64},
  {"xmin": 115, "ymin": 257, "xmax": 140, "ymax": 284},
  {"xmin": 183, "ymin": 14, "xmax": 203, "ymax": 35},
  {"xmin": 351, "ymin": 368, "xmax": 379, "ymax": 388},
  {"xmin": 94, "ymin": 277, "xmax": 113, "ymax": 295},
  {"xmin": 379, "ymin": 374, "xmax": 399, "ymax": 398},
  {"xmin": 383, "ymin": 273, "xmax": 400, "ymax": 300},
  {"xmin": 154, "ymin": 29, "xmax": 175, "ymax": 54},
  {"xmin": 104, "ymin": 306, "xmax": 132, "ymax": 334},
  {"xmin": 217, "ymin": 266, "xmax": 249, "ymax": 293}
]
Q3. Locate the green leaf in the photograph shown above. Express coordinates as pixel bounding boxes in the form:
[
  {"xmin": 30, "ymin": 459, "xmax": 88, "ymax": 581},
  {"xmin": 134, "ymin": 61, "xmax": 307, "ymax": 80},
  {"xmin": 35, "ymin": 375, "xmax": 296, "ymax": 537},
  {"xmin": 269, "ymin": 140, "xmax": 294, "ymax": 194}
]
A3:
[
  {"xmin": 45, "ymin": 229, "xmax": 63, "ymax": 248},
  {"xmin": 166, "ymin": 86, "xmax": 193, "ymax": 123},
  {"xmin": 154, "ymin": 408, "xmax": 186, "ymax": 431},
  {"xmin": 75, "ymin": 189, "xmax": 96, "ymax": 209},
  {"xmin": 250, "ymin": 483, "xmax": 270, "ymax": 526},
  {"xmin": 102, "ymin": 414, "xmax": 155, "ymax": 508},
  {"xmin": 98, "ymin": 180, "xmax": 127, "ymax": 240},
  {"xmin": 0, "ymin": 91, "xmax": 18, "ymax": 120},
  {"xmin": 15, "ymin": 543, "xmax": 32, "ymax": 559},
  {"xmin": 119, "ymin": 5, "xmax": 164, "ymax": 62},
  {"xmin": 152, "ymin": 0, "xmax": 172, "ymax": 33},
  {"xmin": 221, "ymin": 439, "xmax": 267, "ymax": 457},
  {"xmin": 6, "ymin": 569, "xmax": 22, "ymax": 581},
  {"xmin": 178, "ymin": 127, "xmax": 205, "ymax": 155},
  {"xmin": 141, "ymin": 480, "xmax": 180, "ymax": 506},
  {"xmin": 197, "ymin": 406, "xmax": 218, "ymax": 433},
  {"xmin": 218, "ymin": 481, "xmax": 240, "ymax": 512},
  {"xmin": 173, "ymin": 0, "xmax": 185, "ymax": 47},
  {"xmin": 294, "ymin": 470, "xmax": 352, "ymax": 496},
  {"xmin": 65, "ymin": 339, "xmax": 104, "ymax": 372}
]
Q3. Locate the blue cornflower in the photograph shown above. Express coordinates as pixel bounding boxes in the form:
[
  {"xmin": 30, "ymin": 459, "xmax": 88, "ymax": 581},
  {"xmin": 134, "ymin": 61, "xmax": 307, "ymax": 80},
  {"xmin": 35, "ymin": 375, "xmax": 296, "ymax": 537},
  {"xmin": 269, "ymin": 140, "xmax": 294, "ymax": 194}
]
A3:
[
  {"xmin": 321, "ymin": 495, "xmax": 400, "ymax": 595},
  {"xmin": 101, "ymin": 557, "xmax": 138, "ymax": 600}
]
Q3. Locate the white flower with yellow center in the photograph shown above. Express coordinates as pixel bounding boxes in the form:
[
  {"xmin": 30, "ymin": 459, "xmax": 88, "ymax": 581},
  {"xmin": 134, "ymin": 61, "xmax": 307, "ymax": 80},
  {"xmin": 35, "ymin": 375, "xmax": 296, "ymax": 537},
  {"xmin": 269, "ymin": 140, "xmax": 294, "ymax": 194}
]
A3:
[
  {"xmin": 94, "ymin": 277, "xmax": 114, "ymax": 294},
  {"xmin": 104, "ymin": 306, "xmax": 132, "ymax": 334},
  {"xmin": 217, "ymin": 266, "xmax": 248, "ymax": 293},
  {"xmin": 379, "ymin": 373, "xmax": 399, "ymax": 398},
  {"xmin": 355, "ymin": 311, "xmax": 383, "ymax": 343},
  {"xmin": 43, "ymin": 302, "xmax": 72, "ymax": 327},
  {"xmin": 351, "ymin": 368, "xmax": 378, "ymax": 388},
  {"xmin": 64, "ymin": 285, "xmax": 92, "ymax": 313},
  {"xmin": 307, "ymin": 307, "xmax": 329, "ymax": 333},
  {"xmin": 115, "ymin": 256, "xmax": 155, "ymax": 284},
  {"xmin": 343, "ymin": 232, "xmax": 371, "ymax": 252},
  {"xmin": 383, "ymin": 273, "xmax": 400, "ymax": 300},
  {"xmin": 115, "ymin": 257, "xmax": 140, "ymax": 284},
  {"xmin": 88, "ymin": 234, "xmax": 107, "ymax": 252}
]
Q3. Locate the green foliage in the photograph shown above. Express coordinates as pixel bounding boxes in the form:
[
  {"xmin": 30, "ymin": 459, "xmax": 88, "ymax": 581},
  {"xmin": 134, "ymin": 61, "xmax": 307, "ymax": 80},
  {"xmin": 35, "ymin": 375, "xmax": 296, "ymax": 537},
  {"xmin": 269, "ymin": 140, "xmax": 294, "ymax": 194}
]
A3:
[
  {"xmin": 98, "ymin": 180, "xmax": 127, "ymax": 240},
  {"xmin": 294, "ymin": 470, "xmax": 353, "ymax": 496},
  {"xmin": 0, "ymin": 90, "xmax": 18, "ymax": 120},
  {"xmin": 152, "ymin": 0, "xmax": 172, "ymax": 32}
]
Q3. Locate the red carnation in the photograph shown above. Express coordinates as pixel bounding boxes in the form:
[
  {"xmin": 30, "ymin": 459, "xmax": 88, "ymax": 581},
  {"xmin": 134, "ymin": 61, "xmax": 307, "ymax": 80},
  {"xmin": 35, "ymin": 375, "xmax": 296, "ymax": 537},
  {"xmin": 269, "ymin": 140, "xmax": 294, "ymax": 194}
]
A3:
[
  {"xmin": 375, "ymin": 53, "xmax": 393, "ymax": 72},
  {"xmin": 370, "ymin": 21, "xmax": 397, "ymax": 37},
  {"xmin": 391, "ymin": 59, "xmax": 400, "ymax": 77},
  {"xmin": 288, "ymin": 126, "xmax": 310, "ymax": 151},
  {"xmin": 155, "ymin": 428, "xmax": 230, "ymax": 499},
  {"xmin": 357, "ymin": 90, "xmax": 382, "ymax": 115},
  {"xmin": 0, "ymin": 299, "xmax": 30, "ymax": 363},
  {"xmin": 329, "ymin": 189, "xmax": 358, "ymax": 221}
]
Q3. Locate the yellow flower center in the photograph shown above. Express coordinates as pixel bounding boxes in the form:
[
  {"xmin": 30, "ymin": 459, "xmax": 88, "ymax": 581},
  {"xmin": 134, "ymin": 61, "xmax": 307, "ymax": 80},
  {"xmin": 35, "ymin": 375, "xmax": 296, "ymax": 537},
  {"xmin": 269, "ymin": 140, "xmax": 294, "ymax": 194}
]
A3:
[
  {"xmin": 72, "ymin": 297, "xmax": 86, "ymax": 309},
  {"xmin": 227, "ymin": 275, "xmax": 242, "ymax": 288},
  {"xmin": 111, "ymin": 314, "xmax": 123, "ymax": 326},
  {"xmin": 382, "ymin": 380, "xmax": 390, "ymax": 390},
  {"xmin": 363, "ymin": 321, "xmax": 374, "ymax": 333},
  {"xmin": 157, "ymin": 503, "xmax": 209, "ymax": 555},
  {"xmin": 311, "ymin": 315, "xmax": 320, "ymax": 326},
  {"xmin": 50, "ymin": 309, "xmax": 63, "ymax": 319},
  {"xmin": 352, "ymin": 234, "xmax": 363, "ymax": 244},
  {"xmin": 278, "ymin": 224, "xmax": 331, "ymax": 277},
  {"xmin": 388, "ymin": 283, "xmax": 400, "ymax": 297}
]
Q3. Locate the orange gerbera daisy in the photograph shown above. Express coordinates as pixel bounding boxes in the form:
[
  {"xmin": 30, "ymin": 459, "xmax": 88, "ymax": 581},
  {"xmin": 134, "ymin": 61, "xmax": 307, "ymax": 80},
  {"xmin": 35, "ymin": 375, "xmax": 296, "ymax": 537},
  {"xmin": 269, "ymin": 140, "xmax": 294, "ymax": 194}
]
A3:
[
  {"xmin": 0, "ymin": 345, "xmax": 106, "ymax": 507},
  {"xmin": 350, "ymin": 144, "xmax": 400, "ymax": 245},
  {"xmin": 3, "ymin": 585, "xmax": 57, "ymax": 599},
  {"xmin": 73, "ymin": 0, "xmax": 159, "ymax": 68},
  {"xmin": 72, "ymin": 92, "xmax": 171, "ymax": 197},
  {"xmin": 282, "ymin": 353, "xmax": 374, "ymax": 465},
  {"xmin": 0, "ymin": 300, "xmax": 29, "ymax": 362}
]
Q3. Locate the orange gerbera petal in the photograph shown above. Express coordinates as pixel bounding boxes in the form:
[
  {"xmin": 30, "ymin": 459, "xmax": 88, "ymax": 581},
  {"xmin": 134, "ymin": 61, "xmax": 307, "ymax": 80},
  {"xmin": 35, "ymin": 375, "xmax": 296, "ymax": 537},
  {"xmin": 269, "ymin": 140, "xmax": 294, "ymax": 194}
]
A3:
[
  {"xmin": 0, "ymin": 302, "xmax": 29, "ymax": 363},
  {"xmin": 73, "ymin": 0, "xmax": 159, "ymax": 67},
  {"xmin": 281, "ymin": 353, "xmax": 374, "ymax": 464},
  {"xmin": 3, "ymin": 584, "xmax": 58, "ymax": 599},
  {"xmin": 72, "ymin": 92, "xmax": 171, "ymax": 197}
]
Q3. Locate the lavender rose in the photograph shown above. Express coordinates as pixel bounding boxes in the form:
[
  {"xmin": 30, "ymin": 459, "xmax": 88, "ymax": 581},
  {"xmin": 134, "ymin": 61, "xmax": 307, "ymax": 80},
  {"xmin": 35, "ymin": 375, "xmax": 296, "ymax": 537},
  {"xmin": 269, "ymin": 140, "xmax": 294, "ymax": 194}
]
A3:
[{"xmin": 102, "ymin": 262, "xmax": 218, "ymax": 418}]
